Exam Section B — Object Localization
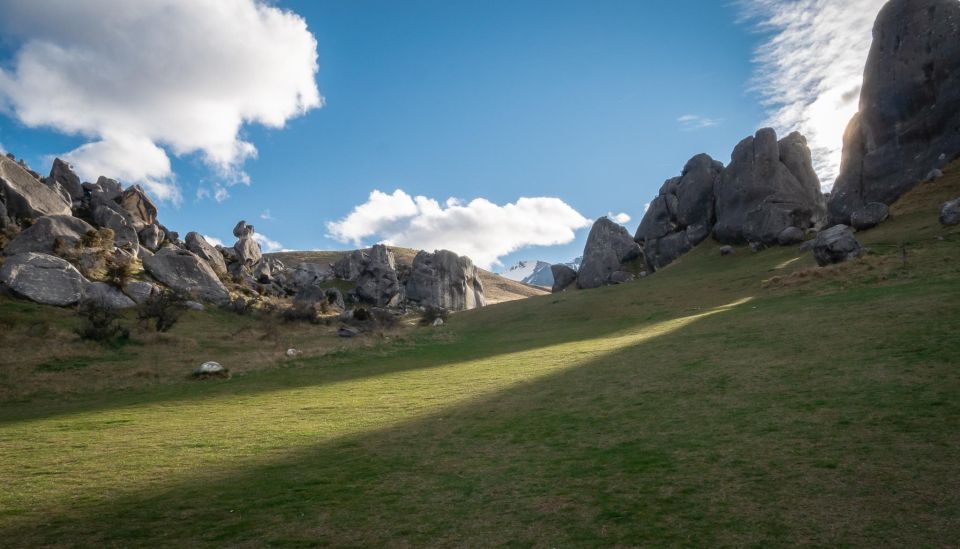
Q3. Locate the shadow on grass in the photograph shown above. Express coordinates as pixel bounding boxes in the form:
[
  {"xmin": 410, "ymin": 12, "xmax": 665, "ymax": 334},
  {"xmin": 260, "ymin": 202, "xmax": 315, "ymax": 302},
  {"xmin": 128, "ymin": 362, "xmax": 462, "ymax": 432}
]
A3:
[{"xmin": 5, "ymin": 289, "xmax": 957, "ymax": 547}]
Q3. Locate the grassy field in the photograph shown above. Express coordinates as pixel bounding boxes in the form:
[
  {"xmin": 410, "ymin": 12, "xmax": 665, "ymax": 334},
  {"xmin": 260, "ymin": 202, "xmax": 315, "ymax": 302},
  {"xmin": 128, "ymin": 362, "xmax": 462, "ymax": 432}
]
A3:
[{"xmin": 1, "ymin": 167, "xmax": 959, "ymax": 547}]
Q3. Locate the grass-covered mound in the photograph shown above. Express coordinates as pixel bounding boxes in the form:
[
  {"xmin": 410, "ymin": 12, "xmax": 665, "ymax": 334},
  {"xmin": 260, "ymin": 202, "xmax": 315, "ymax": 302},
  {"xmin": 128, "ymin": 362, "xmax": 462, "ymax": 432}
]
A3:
[{"xmin": 0, "ymin": 165, "xmax": 958, "ymax": 546}]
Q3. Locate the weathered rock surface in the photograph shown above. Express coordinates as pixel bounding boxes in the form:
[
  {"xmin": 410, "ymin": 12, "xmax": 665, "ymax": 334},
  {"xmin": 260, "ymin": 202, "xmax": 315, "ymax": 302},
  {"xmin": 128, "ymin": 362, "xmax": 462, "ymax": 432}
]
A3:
[
  {"xmin": 46, "ymin": 158, "xmax": 84, "ymax": 202},
  {"xmin": 720, "ymin": 245, "xmax": 735, "ymax": 256},
  {"xmin": 355, "ymin": 244, "xmax": 401, "ymax": 307},
  {"xmin": 550, "ymin": 264, "xmax": 578, "ymax": 293},
  {"xmin": 333, "ymin": 250, "xmax": 365, "ymax": 281},
  {"xmin": 123, "ymin": 280, "xmax": 159, "ymax": 305},
  {"xmin": 940, "ymin": 197, "xmax": 960, "ymax": 226},
  {"xmin": 3, "ymin": 215, "xmax": 94, "ymax": 256},
  {"xmin": 635, "ymin": 154, "xmax": 724, "ymax": 271},
  {"xmin": 714, "ymin": 129, "xmax": 825, "ymax": 245},
  {"xmin": 777, "ymin": 226, "xmax": 805, "ymax": 246},
  {"xmin": 578, "ymin": 217, "xmax": 641, "ymax": 289},
  {"xmin": 139, "ymin": 224, "xmax": 165, "ymax": 252},
  {"xmin": 82, "ymin": 282, "xmax": 136, "ymax": 309},
  {"xmin": 405, "ymin": 249, "xmax": 486, "ymax": 311},
  {"xmin": 120, "ymin": 185, "xmax": 158, "ymax": 229},
  {"xmin": 183, "ymin": 232, "xmax": 226, "ymax": 276},
  {"xmin": 91, "ymin": 199, "xmax": 139, "ymax": 252},
  {"xmin": 143, "ymin": 246, "xmax": 230, "ymax": 304},
  {"xmin": 828, "ymin": 0, "xmax": 960, "ymax": 224},
  {"xmin": 84, "ymin": 177, "xmax": 123, "ymax": 201},
  {"xmin": 0, "ymin": 252, "xmax": 88, "ymax": 306},
  {"xmin": 233, "ymin": 220, "xmax": 255, "ymax": 238},
  {"xmin": 812, "ymin": 225, "xmax": 862, "ymax": 266},
  {"xmin": 0, "ymin": 155, "xmax": 71, "ymax": 221},
  {"xmin": 850, "ymin": 202, "xmax": 890, "ymax": 230}
]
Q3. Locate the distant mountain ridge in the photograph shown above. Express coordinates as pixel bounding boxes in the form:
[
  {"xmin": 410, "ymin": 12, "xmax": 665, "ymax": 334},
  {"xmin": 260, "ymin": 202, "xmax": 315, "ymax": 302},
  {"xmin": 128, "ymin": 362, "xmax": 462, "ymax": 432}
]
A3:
[{"xmin": 499, "ymin": 260, "xmax": 553, "ymax": 287}]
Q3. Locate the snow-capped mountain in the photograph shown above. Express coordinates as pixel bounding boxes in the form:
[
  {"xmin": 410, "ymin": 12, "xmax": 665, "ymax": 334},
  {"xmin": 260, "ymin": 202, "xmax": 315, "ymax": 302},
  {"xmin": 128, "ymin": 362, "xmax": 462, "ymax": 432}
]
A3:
[
  {"xmin": 499, "ymin": 260, "xmax": 554, "ymax": 287},
  {"xmin": 564, "ymin": 256, "xmax": 583, "ymax": 271}
]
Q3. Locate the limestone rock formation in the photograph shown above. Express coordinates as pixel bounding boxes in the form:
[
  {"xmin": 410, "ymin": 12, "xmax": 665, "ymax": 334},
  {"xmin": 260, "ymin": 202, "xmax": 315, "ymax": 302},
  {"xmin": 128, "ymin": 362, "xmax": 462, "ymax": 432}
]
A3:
[
  {"xmin": 355, "ymin": 244, "xmax": 401, "ymax": 307},
  {"xmin": 333, "ymin": 250, "xmax": 365, "ymax": 281},
  {"xmin": 405, "ymin": 249, "xmax": 485, "ymax": 311},
  {"xmin": 828, "ymin": 0, "xmax": 960, "ymax": 224},
  {"xmin": 81, "ymin": 282, "xmax": 136, "ymax": 309},
  {"xmin": 550, "ymin": 264, "xmax": 578, "ymax": 293},
  {"xmin": 120, "ymin": 185, "xmax": 158, "ymax": 229},
  {"xmin": 635, "ymin": 154, "xmax": 724, "ymax": 271},
  {"xmin": 185, "ymin": 232, "xmax": 228, "ymax": 276},
  {"xmin": 812, "ymin": 225, "xmax": 862, "ymax": 266},
  {"xmin": 143, "ymin": 247, "xmax": 230, "ymax": 304},
  {"xmin": 577, "ymin": 217, "xmax": 641, "ymax": 289},
  {"xmin": 850, "ymin": 202, "xmax": 890, "ymax": 230},
  {"xmin": 0, "ymin": 155, "xmax": 71, "ymax": 221},
  {"xmin": 123, "ymin": 280, "xmax": 160, "ymax": 305},
  {"xmin": 713, "ymin": 128, "xmax": 825, "ymax": 245},
  {"xmin": 232, "ymin": 220, "xmax": 262, "ymax": 267},
  {"xmin": 0, "ymin": 252, "xmax": 89, "ymax": 306},
  {"xmin": 940, "ymin": 198, "xmax": 960, "ymax": 226},
  {"xmin": 91, "ymin": 199, "xmax": 140, "ymax": 252},
  {"xmin": 3, "ymin": 215, "xmax": 94, "ymax": 256},
  {"xmin": 46, "ymin": 158, "xmax": 84, "ymax": 202}
]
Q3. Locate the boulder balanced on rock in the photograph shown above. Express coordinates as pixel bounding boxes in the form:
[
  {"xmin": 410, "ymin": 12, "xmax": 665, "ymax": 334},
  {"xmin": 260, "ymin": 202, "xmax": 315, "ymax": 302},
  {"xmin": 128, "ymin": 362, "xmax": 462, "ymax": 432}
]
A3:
[
  {"xmin": 828, "ymin": 0, "xmax": 960, "ymax": 224},
  {"xmin": 578, "ymin": 217, "xmax": 641, "ymax": 289},
  {"xmin": 713, "ymin": 128, "xmax": 825, "ymax": 245}
]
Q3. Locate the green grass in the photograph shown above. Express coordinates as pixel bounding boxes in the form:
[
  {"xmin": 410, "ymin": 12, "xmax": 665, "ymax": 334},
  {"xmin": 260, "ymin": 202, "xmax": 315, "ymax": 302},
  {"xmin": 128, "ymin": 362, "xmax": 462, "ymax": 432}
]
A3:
[{"xmin": 1, "ymin": 171, "xmax": 959, "ymax": 546}]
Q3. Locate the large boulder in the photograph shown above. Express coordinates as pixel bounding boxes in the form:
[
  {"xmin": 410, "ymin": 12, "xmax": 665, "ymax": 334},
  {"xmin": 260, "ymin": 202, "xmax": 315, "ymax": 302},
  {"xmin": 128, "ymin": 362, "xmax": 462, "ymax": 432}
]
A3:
[
  {"xmin": 142, "ymin": 246, "xmax": 230, "ymax": 304},
  {"xmin": 233, "ymin": 220, "xmax": 255, "ymax": 238},
  {"xmin": 634, "ymin": 154, "xmax": 724, "ymax": 271},
  {"xmin": 355, "ymin": 244, "xmax": 401, "ymax": 307},
  {"xmin": 82, "ymin": 177, "xmax": 123, "ymax": 201},
  {"xmin": 185, "ymin": 232, "xmax": 228, "ymax": 276},
  {"xmin": 828, "ymin": 0, "xmax": 960, "ymax": 224},
  {"xmin": 940, "ymin": 197, "xmax": 960, "ymax": 226},
  {"xmin": 550, "ymin": 264, "xmax": 577, "ymax": 293},
  {"xmin": 850, "ymin": 202, "xmax": 890, "ymax": 230},
  {"xmin": 3, "ymin": 215, "xmax": 95, "ymax": 256},
  {"xmin": 119, "ymin": 185, "xmax": 158, "ymax": 229},
  {"xmin": 405, "ymin": 249, "xmax": 485, "ymax": 311},
  {"xmin": 812, "ymin": 225, "xmax": 862, "ymax": 266},
  {"xmin": 0, "ymin": 155, "xmax": 71, "ymax": 221},
  {"xmin": 46, "ymin": 158, "xmax": 84, "ymax": 202},
  {"xmin": 91, "ymin": 199, "xmax": 139, "ymax": 252},
  {"xmin": 81, "ymin": 282, "xmax": 136, "ymax": 309},
  {"xmin": 234, "ymin": 236, "xmax": 262, "ymax": 267},
  {"xmin": 577, "ymin": 217, "xmax": 641, "ymax": 289},
  {"xmin": 0, "ymin": 252, "xmax": 88, "ymax": 306},
  {"xmin": 138, "ymin": 224, "xmax": 165, "ymax": 252},
  {"xmin": 714, "ymin": 129, "xmax": 825, "ymax": 245},
  {"xmin": 333, "ymin": 250, "xmax": 365, "ymax": 281}
]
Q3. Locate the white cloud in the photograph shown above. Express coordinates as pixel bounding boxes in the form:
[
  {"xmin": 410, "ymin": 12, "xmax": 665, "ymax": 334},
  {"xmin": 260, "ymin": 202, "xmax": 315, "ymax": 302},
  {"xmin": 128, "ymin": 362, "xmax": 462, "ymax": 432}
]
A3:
[
  {"xmin": 327, "ymin": 189, "xmax": 592, "ymax": 269},
  {"xmin": 643, "ymin": 202, "xmax": 651, "ymax": 214},
  {"xmin": 0, "ymin": 0, "xmax": 321, "ymax": 201},
  {"xmin": 260, "ymin": 209, "xmax": 274, "ymax": 221},
  {"xmin": 608, "ymin": 212, "xmax": 631, "ymax": 224},
  {"xmin": 678, "ymin": 114, "xmax": 722, "ymax": 131},
  {"xmin": 203, "ymin": 235, "xmax": 225, "ymax": 248},
  {"xmin": 214, "ymin": 186, "xmax": 230, "ymax": 203},
  {"xmin": 253, "ymin": 233, "xmax": 284, "ymax": 253},
  {"xmin": 739, "ymin": 0, "xmax": 886, "ymax": 187}
]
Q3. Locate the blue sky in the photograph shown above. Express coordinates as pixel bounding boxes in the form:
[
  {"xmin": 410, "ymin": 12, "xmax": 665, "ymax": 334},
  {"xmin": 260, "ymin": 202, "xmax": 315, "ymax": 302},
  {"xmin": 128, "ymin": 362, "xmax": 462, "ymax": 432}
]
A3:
[{"xmin": 0, "ymin": 0, "xmax": 884, "ymax": 270}]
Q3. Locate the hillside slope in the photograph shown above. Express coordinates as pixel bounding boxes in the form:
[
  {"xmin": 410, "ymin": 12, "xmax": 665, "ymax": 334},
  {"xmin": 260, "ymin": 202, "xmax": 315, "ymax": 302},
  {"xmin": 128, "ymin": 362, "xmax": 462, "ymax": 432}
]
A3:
[
  {"xmin": 0, "ymin": 164, "xmax": 958, "ymax": 546},
  {"xmin": 268, "ymin": 247, "xmax": 549, "ymax": 304}
]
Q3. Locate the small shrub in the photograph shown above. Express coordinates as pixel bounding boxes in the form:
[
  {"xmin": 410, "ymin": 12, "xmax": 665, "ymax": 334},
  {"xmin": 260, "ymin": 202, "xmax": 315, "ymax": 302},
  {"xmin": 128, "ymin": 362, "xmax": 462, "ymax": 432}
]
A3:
[
  {"xmin": 104, "ymin": 254, "xmax": 137, "ymax": 289},
  {"xmin": 138, "ymin": 290, "xmax": 185, "ymax": 333},
  {"xmin": 282, "ymin": 302, "xmax": 319, "ymax": 324},
  {"xmin": 353, "ymin": 307, "xmax": 371, "ymax": 322},
  {"xmin": 75, "ymin": 298, "xmax": 130, "ymax": 345},
  {"xmin": 419, "ymin": 306, "xmax": 449, "ymax": 326},
  {"xmin": 226, "ymin": 297, "xmax": 254, "ymax": 316}
]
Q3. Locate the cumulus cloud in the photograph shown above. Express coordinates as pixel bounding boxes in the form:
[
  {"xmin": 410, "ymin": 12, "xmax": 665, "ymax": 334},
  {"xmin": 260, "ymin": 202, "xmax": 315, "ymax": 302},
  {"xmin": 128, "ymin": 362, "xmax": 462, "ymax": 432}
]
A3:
[
  {"xmin": 608, "ymin": 212, "xmax": 631, "ymax": 224},
  {"xmin": 740, "ymin": 0, "xmax": 886, "ymax": 186},
  {"xmin": 327, "ymin": 190, "xmax": 592, "ymax": 269},
  {"xmin": 260, "ymin": 209, "xmax": 274, "ymax": 221},
  {"xmin": 0, "ymin": 0, "xmax": 321, "ymax": 201},
  {"xmin": 203, "ymin": 235, "xmax": 226, "ymax": 248},
  {"xmin": 253, "ymin": 233, "xmax": 285, "ymax": 253},
  {"xmin": 677, "ymin": 114, "xmax": 722, "ymax": 131}
]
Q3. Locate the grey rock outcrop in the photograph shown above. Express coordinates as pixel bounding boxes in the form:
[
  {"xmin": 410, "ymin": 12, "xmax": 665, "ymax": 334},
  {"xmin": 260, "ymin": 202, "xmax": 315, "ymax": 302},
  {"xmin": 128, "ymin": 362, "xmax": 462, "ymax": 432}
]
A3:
[
  {"xmin": 635, "ymin": 154, "xmax": 724, "ymax": 271},
  {"xmin": 714, "ymin": 129, "xmax": 825, "ymax": 244},
  {"xmin": 550, "ymin": 264, "xmax": 577, "ymax": 293},
  {"xmin": 828, "ymin": 0, "xmax": 960, "ymax": 224},
  {"xmin": 120, "ymin": 185, "xmax": 158, "ymax": 229},
  {"xmin": 185, "ymin": 232, "xmax": 228, "ymax": 276},
  {"xmin": 0, "ymin": 155, "xmax": 71, "ymax": 221},
  {"xmin": 46, "ymin": 158, "xmax": 84, "ymax": 202},
  {"xmin": 83, "ymin": 177, "xmax": 123, "ymax": 201},
  {"xmin": 940, "ymin": 197, "xmax": 960, "ymax": 226},
  {"xmin": 355, "ymin": 244, "xmax": 401, "ymax": 307},
  {"xmin": 233, "ymin": 220, "xmax": 255, "ymax": 238},
  {"xmin": 777, "ymin": 226, "xmax": 805, "ymax": 246},
  {"xmin": 143, "ymin": 246, "xmax": 230, "ymax": 304},
  {"xmin": 850, "ymin": 202, "xmax": 890, "ymax": 230},
  {"xmin": 81, "ymin": 282, "xmax": 136, "ymax": 309},
  {"xmin": 0, "ymin": 252, "xmax": 88, "ymax": 306},
  {"xmin": 3, "ymin": 215, "xmax": 94, "ymax": 256},
  {"xmin": 405, "ymin": 249, "xmax": 485, "ymax": 311},
  {"xmin": 577, "ymin": 217, "xmax": 641, "ymax": 289},
  {"xmin": 139, "ymin": 224, "xmax": 165, "ymax": 252},
  {"xmin": 91, "ymin": 199, "xmax": 139, "ymax": 252},
  {"xmin": 231, "ymin": 221, "xmax": 262, "ymax": 267},
  {"xmin": 123, "ymin": 280, "xmax": 159, "ymax": 305},
  {"xmin": 812, "ymin": 225, "xmax": 862, "ymax": 266},
  {"xmin": 333, "ymin": 250, "xmax": 365, "ymax": 281}
]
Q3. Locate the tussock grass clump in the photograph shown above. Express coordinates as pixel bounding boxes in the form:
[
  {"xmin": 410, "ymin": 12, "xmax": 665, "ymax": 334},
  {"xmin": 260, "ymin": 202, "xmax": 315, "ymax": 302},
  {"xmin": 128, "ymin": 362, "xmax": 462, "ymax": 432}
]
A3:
[{"xmin": 75, "ymin": 299, "xmax": 129, "ymax": 346}]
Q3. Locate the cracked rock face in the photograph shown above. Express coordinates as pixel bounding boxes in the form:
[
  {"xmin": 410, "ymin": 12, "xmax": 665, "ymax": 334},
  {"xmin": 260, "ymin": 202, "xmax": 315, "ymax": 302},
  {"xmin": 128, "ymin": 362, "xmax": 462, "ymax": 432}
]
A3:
[
  {"xmin": 0, "ymin": 252, "xmax": 89, "ymax": 306},
  {"xmin": 577, "ymin": 217, "xmax": 641, "ymax": 289},
  {"xmin": 405, "ymin": 249, "xmax": 485, "ymax": 311},
  {"xmin": 0, "ymin": 155, "xmax": 71, "ymax": 221},
  {"xmin": 713, "ymin": 128, "xmax": 825, "ymax": 245},
  {"xmin": 143, "ymin": 246, "xmax": 231, "ymax": 304},
  {"xmin": 828, "ymin": 0, "xmax": 960, "ymax": 224}
]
